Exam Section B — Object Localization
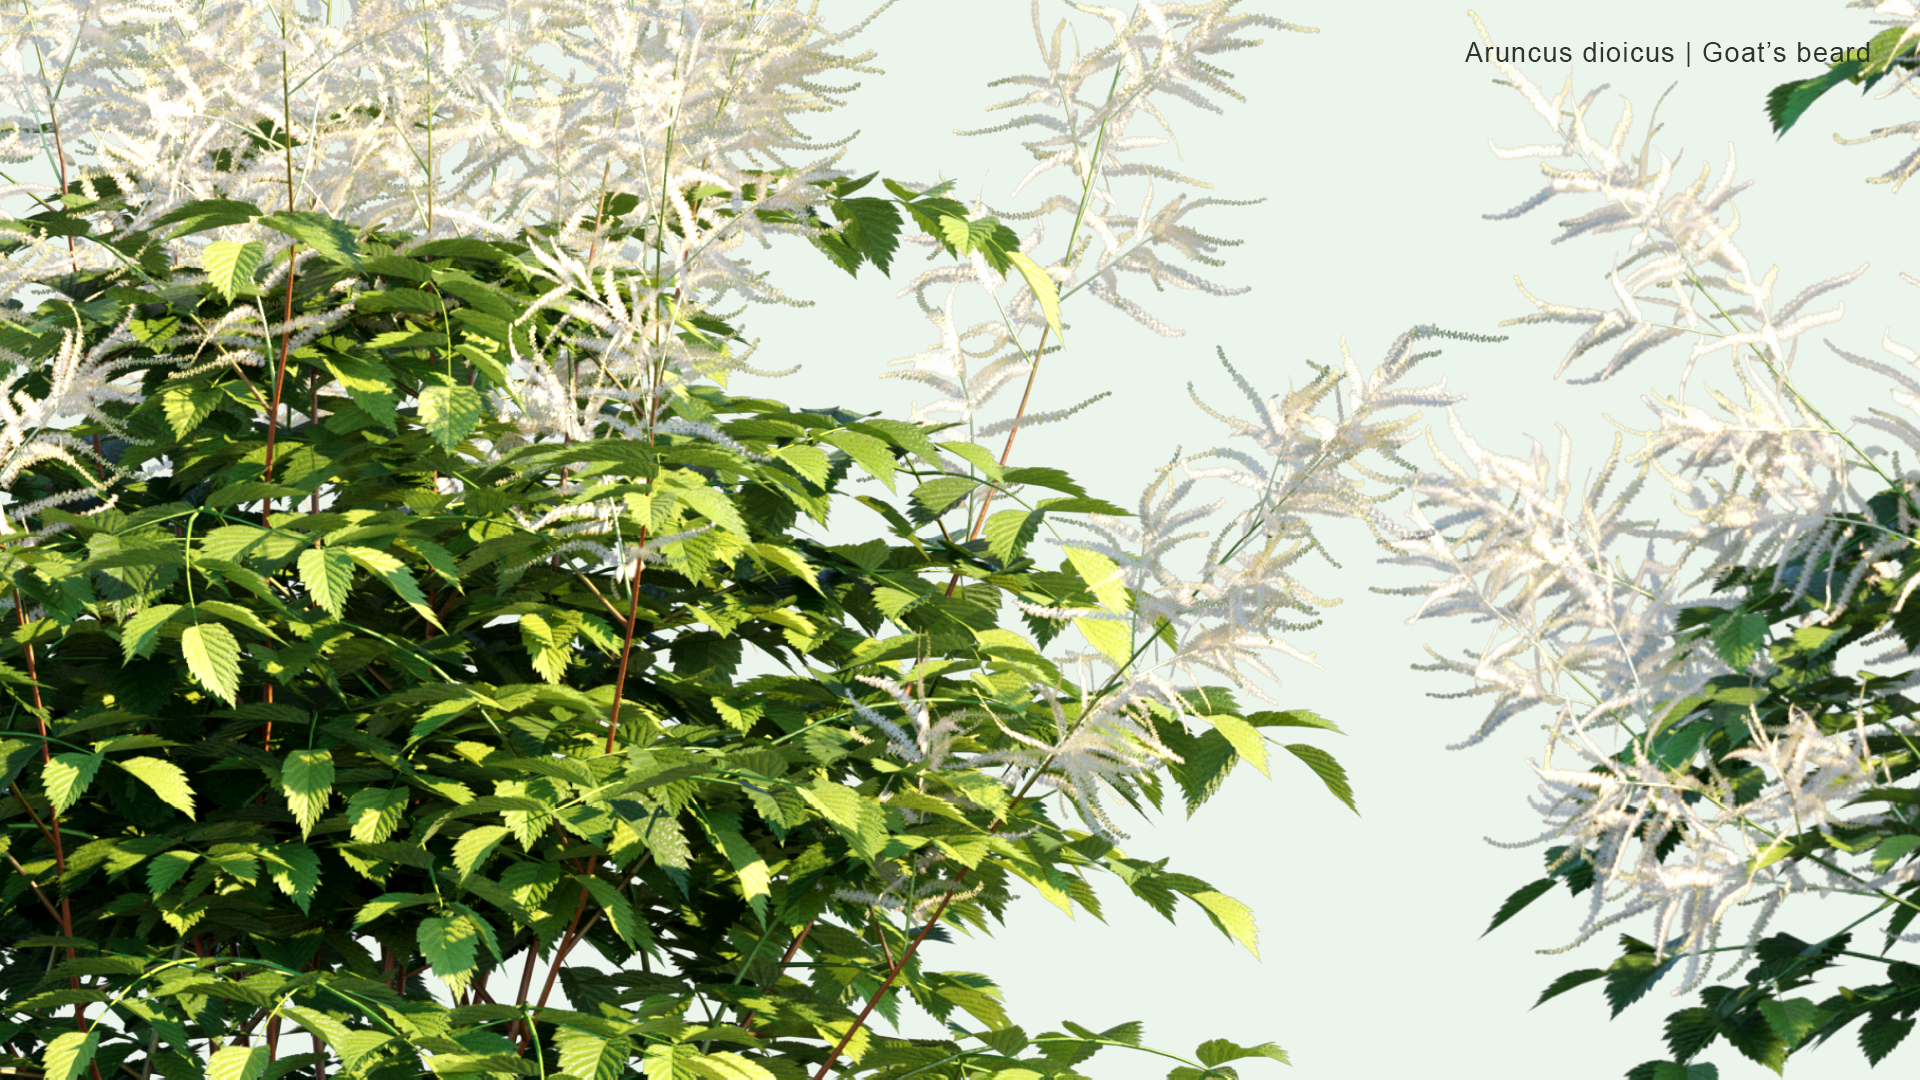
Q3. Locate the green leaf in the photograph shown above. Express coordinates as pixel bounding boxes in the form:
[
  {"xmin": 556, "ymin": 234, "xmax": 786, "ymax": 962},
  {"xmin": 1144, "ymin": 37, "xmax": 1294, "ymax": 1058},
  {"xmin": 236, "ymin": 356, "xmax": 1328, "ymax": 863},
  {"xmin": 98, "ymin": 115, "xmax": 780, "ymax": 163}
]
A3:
[
  {"xmin": 699, "ymin": 810, "xmax": 772, "ymax": 924},
  {"xmin": 418, "ymin": 913, "xmax": 478, "ymax": 994},
  {"xmin": 556, "ymin": 1027, "xmax": 628, "ymax": 1080},
  {"xmin": 1872, "ymin": 834, "xmax": 1920, "ymax": 873},
  {"xmin": 832, "ymin": 196, "xmax": 903, "ymax": 276},
  {"xmin": 322, "ymin": 353, "xmax": 398, "ymax": 429},
  {"xmin": 821, "ymin": 430, "xmax": 896, "ymax": 491},
  {"xmin": 1532, "ymin": 968, "xmax": 1605, "ymax": 1009},
  {"xmin": 159, "ymin": 386, "xmax": 221, "ymax": 440},
  {"xmin": 207, "ymin": 1044, "xmax": 270, "ymax": 1080},
  {"xmin": 342, "ymin": 546, "xmax": 441, "ymax": 629},
  {"xmin": 1757, "ymin": 997, "xmax": 1827, "ymax": 1048},
  {"xmin": 202, "ymin": 239, "xmax": 266, "ymax": 302},
  {"xmin": 1200, "ymin": 714, "xmax": 1268, "ymax": 777},
  {"xmin": 182, "ymin": 621, "xmax": 242, "ymax": 706},
  {"xmin": 120, "ymin": 603, "xmax": 184, "ymax": 662},
  {"xmin": 146, "ymin": 850, "xmax": 198, "ymax": 894},
  {"xmin": 116, "ymin": 756, "xmax": 196, "ymax": 819},
  {"xmin": 1007, "ymin": 251, "xmax": 1063, "ymax": 341},
  {"xmin": 1246, "ymin": 709, "xmax": 1344, "ymax": 734},
  {"xmin": 419, "ymin": 383, "xmax": 485, "ymax": 451},
  {"xmin": 347, "ymin": 787, "xmax": 409, "ymax": 844},
  {"xmin": 1712, "ymin": 612, "xmax": 1768, "ymax": 669},
  {"xmin": 43, "ymin": 751, "xmax": 103, "ymax": 814},
  {"xmin": 40, "ymin": 1030, "xmax": 99, "ymax": 1080},
  {"xmin": 453, "ymin": 824, "xmax": 512, "ymax": 884},
  {"xmin": 298, "ymin": 545, "xmax": 355, "ymax": 618},
  {"xmin": 912, "ymin": 476, "xmax": 979, "ymax": 518},
  {"xmin": 1860, "ymin": 1013, "xmax": 1915, "ymax": 1065},
  {"xmin": 354, "ymin": 891, "xmax": 435, "ymax": 927},
  {"xmin": 575, "ymin": 874, "xmax": 651, "ymax": 951},
  {"xmin": 1482, "ymin": 878, "xmax": 1555, "ymax": 937},
  {"xmin": 676, "ymin": 484, "xmax": 750, "ymax": 539},
  {"xmin": 1063, "ymin": 546, "xmax": 1127, "ymax": 612},
  {"xmin": 281, "ymin": 748, "xmax": 335, "ymax": 840},
  {"xmin": 1281, "ymin": 743, "xmax": 1356, "ymax": 814},
  {"xmin": 1194, "ymin": 1039, "xmax": 1288, "ymax": 1068},
  {"xmin": 262, "ymin": 842, "xmax": 320, "ymax": 914},
  {"xmin": 150, "ymin": 197, "xmax": 262, "ymax": 239},
  {"xmin": 798, "ymin": 782, "xmax": 886, "ymax": 861},
  {"xmin": 1189, "ymin": 889, "xmax": 1259, "ymax": 958},
  {"xmin": 256, "ymin": 209, "xmax": 363, "ymax": 271},
  {"xmin": 984, "ymin": 508, "xmax": 1042, "ymax": 564}
]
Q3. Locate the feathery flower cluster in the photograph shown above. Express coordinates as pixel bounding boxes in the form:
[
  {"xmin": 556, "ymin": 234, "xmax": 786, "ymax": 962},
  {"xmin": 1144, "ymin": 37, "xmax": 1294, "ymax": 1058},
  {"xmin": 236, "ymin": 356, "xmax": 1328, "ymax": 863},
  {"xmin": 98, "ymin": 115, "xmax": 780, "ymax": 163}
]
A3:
[{"xmin": 1398, "ymin": 11, "xmax": 1920, "ymax": 990}]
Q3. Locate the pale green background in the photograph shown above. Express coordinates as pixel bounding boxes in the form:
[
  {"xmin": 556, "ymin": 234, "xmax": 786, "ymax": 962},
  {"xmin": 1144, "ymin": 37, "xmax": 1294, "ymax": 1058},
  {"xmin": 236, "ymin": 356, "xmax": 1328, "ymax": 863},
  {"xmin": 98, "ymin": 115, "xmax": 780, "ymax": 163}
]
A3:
[{"xmin": 7, "ymin": 2, "xmax": 1919, "ymax": 1076}]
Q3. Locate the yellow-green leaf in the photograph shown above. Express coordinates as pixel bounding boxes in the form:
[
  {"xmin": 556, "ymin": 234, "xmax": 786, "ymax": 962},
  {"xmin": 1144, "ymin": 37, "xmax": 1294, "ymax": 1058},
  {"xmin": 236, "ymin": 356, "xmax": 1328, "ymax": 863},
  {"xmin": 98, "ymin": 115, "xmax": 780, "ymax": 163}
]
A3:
[
  {"xmin": 206, "ymin": 1043, "xmax": 270, "ymax": 1080},
  {"xmin": 40, "ymin": 1030, "xmax": 98, "ymax": 1080},
  {"xmin": 182, "ymin": 622, "xmax": 241, "ymax": 706},
  {"xmin": 281, "ymin": 748, "xmax": 335, "ymax": 840},
  {"xmin": 1063, "ymin": 546, "xmax": 1127, "ymax": 612},
  {"xmin": 1191, "ymin": 889, "xmax": 1259, "ymax": 958},
  {"xmin": 202, "ymin": 239, "xmax": 265, "ymax": 303},
  {"xmin": 43, "ymin": 751, "xmax": 102, "ymax": 814},
  {"xmin": 418, "ymin": 913, "xmax": 478, "ymax": 995},
  {"xmin": 298, "ymin": 545, "xmax": 355, "ymax": 618},
  {"xmin": 453, "ymin": 825, "xmax": 511, "ymax": 884},
  {"xmin": 419, "ymin": 383, "xmax": 485, "ymax": 451},
  {"xmin": 1006, "ymin": 251, "xmax": 1063, "ymax": 341},
  {"xmin": 120, "ymin": 603, "xmax": 183, "ymax": 662},
  {"xmin": 347, "ymin": 787, "xmax": 409, "ymax": 844},
  {"xmin": 797, "ymin": 783, "xmax": 886, "ymax": 862},
  {"xmin": 116, "ymin": 756, "xmax": 196, "ymax": 819},
  {"xmin": 1201, "ymin": 713, "xmax": 1269, "ymax": 776}
]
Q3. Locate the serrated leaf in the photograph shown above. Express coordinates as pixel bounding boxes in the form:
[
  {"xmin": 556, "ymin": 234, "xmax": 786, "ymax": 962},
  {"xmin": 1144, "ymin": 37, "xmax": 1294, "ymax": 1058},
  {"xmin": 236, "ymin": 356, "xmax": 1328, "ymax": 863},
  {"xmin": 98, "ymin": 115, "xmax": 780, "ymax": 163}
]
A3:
[
  {"xmin": 347, "ymin": 787, "xmax": 409, "ymax": 844},
  {"xmin": 202, "ymin": 239, "xmax": 265, "ymax": 303},
  {"xmin": 1532, "ymin": 968, "xmax": 1605, "ymax": 1009},
  {"xmin": 207, "ymin": 1043, "xmax": 270, "ymax": 1080},
  {"xmin": 262, "ymin": 842, "xmax": 320, "ymax": 914},
  {"xmin": 281, "ymin": 748, "xmax": 335, "ymax": 840},
  {"xmin": 1189, "ymin": 890, "xmax": 1258, "ymax": 958},
  {"xmin": 798, "ymin": 783, "xmax": 886, "ymax": 862},
  {"xmin": 699, "ymin": 810, "xmax": 771, "ymax": 924},
  {"xmin": 453, "ymin": 825, "xmax": 511, "ymax": 884},
  {"xmin": 146, "ymin": 850, "xmax": 198, "ymax": 895},
  {"xmin": 1199, "ymin": 713, "xmax": 1268, "ymax": 777},
  {"xmin": 116, "ymin": 756, "xmax": 196, "ymax": 819},
  {"xmin": 556, "ymin": 1027, "xmax": 628, "ymax": 1080},
  {"xmin": 1757, "ymin": 997, "xmax": 1826, "ymax": 1048},
  {"xmin": 1860, "ymin": 1013, "xmax": 1915, "ymax": 1065},
  {"xmin": 322, "ymin": 353, "xmax": 397, "ymax": 430},
  {"xmin": 1063, "ymin": 546, "xmax": 1127, "ymax": 612},
  {"xmin": 418, "ymin": 914, "xmax": 478, "ymax": 994},
  {"xmin": 182, "ymin": 621, "xmax": 242, "ymax": 706},
  {"xmin": 1482, "ymin": 877, "xmax": 1554, "ymax": 937},
  {"xmin": 43, "ymin": 751, "xmax": 103, "ymax": 814},
  {"xmin": 912, "ymin": 476, "xmax": 978, "ymax": 518},
  {"xmin": 576, "ymin": 874, "xmax": 651, "ymax": 951},
  {"xmin": 1712, "ymin": 612, "xmax": 1768, "ymax": 669},
  {"xmin": 1245, "ymin": 708, "xmax": 1344, "ymax": 734},
  {"xmin": 1281, "ymin": 743, "xmax": 1355, "ymax": 814},
  {"xmin": 821, "ymin": 430, "xmax": 895, "ymax": 490},
  {"xmin": 984, "ymin": 508, "xmax": 1041, "ymax": 563},
  {"xmin": 40, "ymin": 1030, "xmax": 98, "ymax": 1080},
  {"xmin": 297, "ymin": 545, "xmax": 355, "ymax": 618},
  {"xmin": 1872, "ymin": 834, "xmax": 1920, "ymax": 873},
  {"xmin": 342, "ymin": 546, "xmax": 441, "ymax": 629},
  {"xmin": 773, "ymin": 444, "xmax": 831, "ymax": 486},
  {"xmin": 1194, "ymin": 1039, "xmax": 1288, "ymax": 1068},
  {"xmin": 1007, "ymin": 251, "xmax": 1063, "ymax": 341},
  {"xmin": 419, "ymin": 383, "xmax": 484, "ymax": 452},
  {"xmin": 151, "ymin": 197, "xmax": 262, "ymax": 239},
  {"xmin": 256, "ymin": 209, "xmax": 362, "ymax": 271},
  {"xmin": 118, "ymin": 601, "xmax": 183, "ymax": 658},
  {"xmin": 676, "ymin": 484, "xmax": 749, "ymax": 539},
  {"xmin": 159, "ymin": 386, "xmax": 221, "ymax": 441}
]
